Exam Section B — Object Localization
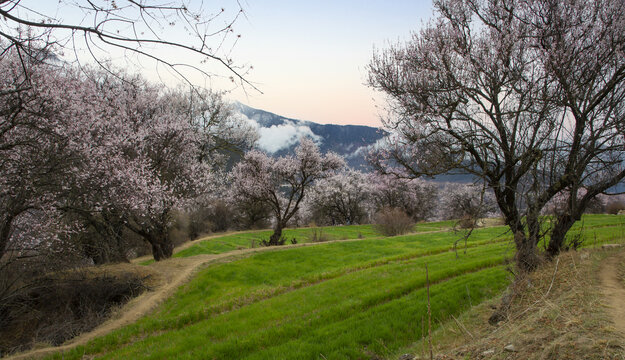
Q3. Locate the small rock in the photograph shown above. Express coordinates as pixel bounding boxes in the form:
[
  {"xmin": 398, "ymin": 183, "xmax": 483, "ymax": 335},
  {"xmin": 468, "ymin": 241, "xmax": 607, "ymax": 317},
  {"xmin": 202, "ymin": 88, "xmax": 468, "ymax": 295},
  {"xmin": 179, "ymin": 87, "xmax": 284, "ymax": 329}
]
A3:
[
  {"xmin": 504, "ymin": 344, "xmax": 517, "ymax": 352},
  {"xmin": 482, "ymin": 349, "xmax": 495, "ymax": 356},
  {"xmin": 580, "ymin": 252, "xmax": 590, "ymax": 259},
  {"xmin": 399, "ymin": 354, "xmax": 414, "ymax": 360},
  {"xmin": 488, "ymin": 311, "xmax": 506, "ymax": 325}
]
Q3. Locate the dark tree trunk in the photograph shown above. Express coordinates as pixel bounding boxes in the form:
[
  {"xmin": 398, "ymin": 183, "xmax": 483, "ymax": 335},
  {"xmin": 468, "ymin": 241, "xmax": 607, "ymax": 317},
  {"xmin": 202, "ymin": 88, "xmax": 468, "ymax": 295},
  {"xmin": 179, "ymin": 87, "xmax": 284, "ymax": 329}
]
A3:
[
  {"xmin": 268, "ymin": 224, "xmax": 284, "ymax": 246},
  {"xmin": 0, "ymin": 215, "xmax": 14, "ymax": 260},
  {"xmin": 489, "ymin": 229, "xmax": 542, "ymax": 325},
  {"xmin": 123, "ymin": 210, "xmax": 175, "ymax": 261},
  {"xmin": 112, "ymin": 221, "xmax": 128, "ymax": 261},
  {"xmin": 148, "ymin": 232, "xmax": 174, "ymax": 261},
  {"xmin": 86, "ymin": 214, "xmax": 129, "ymax": 264},
  {"xmin": 546, "ymin": 214, "xmax": 577, "ymax": 258},
  {"xmin": 513, "ymin": 230, "xmax": 541, "ymax": 273}
]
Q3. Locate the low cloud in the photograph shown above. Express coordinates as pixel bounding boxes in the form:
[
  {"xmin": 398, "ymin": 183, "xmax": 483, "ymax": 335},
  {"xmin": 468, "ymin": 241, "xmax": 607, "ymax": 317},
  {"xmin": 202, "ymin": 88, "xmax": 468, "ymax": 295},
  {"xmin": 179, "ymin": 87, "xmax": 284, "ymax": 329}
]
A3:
[
  {"xmin": 257, "ymin": 122, "xmax": 322, "ymax": 153},
  {"xmin": 237, "ymin": 113, "xmax": 322, "ymax": 154},
  {"xmin": 346, "ymin": 134, "xmax": 393, "ymax": 159}
]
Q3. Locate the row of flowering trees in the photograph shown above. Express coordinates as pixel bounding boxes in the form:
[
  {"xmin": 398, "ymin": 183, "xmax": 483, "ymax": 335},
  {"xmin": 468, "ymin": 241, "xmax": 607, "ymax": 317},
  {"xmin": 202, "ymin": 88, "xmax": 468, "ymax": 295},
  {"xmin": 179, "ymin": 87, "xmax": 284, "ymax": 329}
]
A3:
[
  {"xmin": 0, "ymin": 46, "xmax": 499, "ymax": 266},
  {"xmin": 219, "ymin": 148, "xmax": 495, "ymax": 241},
  {"xmin": 0, "ymin": 50, "xmax": 254, "ymax": 265}
]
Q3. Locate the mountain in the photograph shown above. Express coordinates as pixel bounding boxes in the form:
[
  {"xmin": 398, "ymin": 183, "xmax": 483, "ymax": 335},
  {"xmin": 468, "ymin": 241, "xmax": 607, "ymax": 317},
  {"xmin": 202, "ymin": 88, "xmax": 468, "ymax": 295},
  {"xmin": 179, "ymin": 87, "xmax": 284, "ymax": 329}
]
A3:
[
  {"xmin": 233, "ymin": 103, "xmax": 476, "ymax": 183},
  {"xmin": 234, "ymin": 103, "xmax": 385, "ymax": 169},
  {"xmin": 232, "ymin": 104, "xmax": 625, "ymax": 192}
]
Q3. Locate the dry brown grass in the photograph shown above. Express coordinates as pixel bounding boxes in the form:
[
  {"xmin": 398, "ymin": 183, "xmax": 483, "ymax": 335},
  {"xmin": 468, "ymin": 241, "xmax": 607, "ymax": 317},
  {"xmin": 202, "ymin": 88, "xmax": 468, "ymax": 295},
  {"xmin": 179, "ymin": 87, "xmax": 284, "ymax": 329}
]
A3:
[
  {"xmin": 480, "ymin": 218, "xmax": 506, "ymax": 227},
  {"xmin": 393, "ymin": 248, "xmax": 625, "ymax": 359},
  {"xmin": 0, "ymin": 263, "xmax": 157, "ymax": 356}
]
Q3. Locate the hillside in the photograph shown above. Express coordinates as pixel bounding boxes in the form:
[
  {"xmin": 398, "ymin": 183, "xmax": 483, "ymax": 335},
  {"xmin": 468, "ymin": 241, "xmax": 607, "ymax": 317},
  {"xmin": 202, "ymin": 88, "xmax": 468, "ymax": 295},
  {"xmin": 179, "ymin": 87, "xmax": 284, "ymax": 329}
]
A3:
[
  {"xmin": 8, "ymin": 215, "xmax": 624, "ymax": 360},
  {"xmin": 234, "ymin": 102, "xmax": 386, "ymax": 170},
  {"xmin": 394, "ymin": 246, "xmax": 625, "ymax": 360}
]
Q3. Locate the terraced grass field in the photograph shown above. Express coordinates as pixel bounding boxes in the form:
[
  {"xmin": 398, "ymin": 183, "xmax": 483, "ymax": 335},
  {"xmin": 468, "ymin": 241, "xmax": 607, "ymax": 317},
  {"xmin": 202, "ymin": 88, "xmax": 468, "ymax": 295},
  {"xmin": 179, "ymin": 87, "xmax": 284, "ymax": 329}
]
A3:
[
  {"xmin": 47, "ymin": 215, "xmax": 625, "ymax": 359},
  {"xmin": 173, "ymin": 220, "xmax": 457, "ymax": 258}
]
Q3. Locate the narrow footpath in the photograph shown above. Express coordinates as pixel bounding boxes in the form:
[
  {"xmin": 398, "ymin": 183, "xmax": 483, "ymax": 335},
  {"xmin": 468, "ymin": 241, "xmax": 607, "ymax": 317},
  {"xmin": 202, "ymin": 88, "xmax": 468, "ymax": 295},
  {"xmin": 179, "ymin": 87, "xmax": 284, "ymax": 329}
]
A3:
[{"xmin": 598, "ymin": 250, "xmax": 625, "ymax": 337}]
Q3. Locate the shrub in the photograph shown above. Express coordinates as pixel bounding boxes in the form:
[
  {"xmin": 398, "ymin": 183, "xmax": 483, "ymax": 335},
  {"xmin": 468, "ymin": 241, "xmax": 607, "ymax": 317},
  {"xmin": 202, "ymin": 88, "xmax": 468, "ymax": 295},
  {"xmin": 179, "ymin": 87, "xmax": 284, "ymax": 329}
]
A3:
[
  {"xmin": 259, "ymin": 236, "xmax": 297, "ymax": 246},
  {"xmin": 208, "ymin": 200, "xmax": 234, "ymax": 233},
  {"xmin": 169, "ymin": 210, "xmax": 191, "ymax": 247},
  {"xmin": 606, "ymin": 200, "xmax": 625, "ymax": 215},
  {"xmin": 374, "ymin": 207, "xmax": 414, "ymax": 236},
  {"xmin": 584, "ymin": 196, "xmax": 606, "ymax": 214},
  {"xmin": 370, "ymin": 175, "xmax": 438, "ymax": 222},
  {"xmin": 188, "ymin": 206, "xmax": 214, "ymax": 239},
  {"xmin": 0, "ymin": 268, "xmax": 149, "ymax": 355},
  {"xmin": 457, "ymin": 215, "xmax": 478, "ymax": 229},
  {"xmin": 439, "ymin": 183, "xmax": 496, "ymax": 221},
  {"xmin": 307, "ymin": 228, "xmax": 330, "ymax": 243},
  {"xmin": 308, "ymin": 170, "xmax": 371, "ymax": 225},
  {"xmin": 233, "ymin": 199, "xmax": 272, "ymax": 230}
]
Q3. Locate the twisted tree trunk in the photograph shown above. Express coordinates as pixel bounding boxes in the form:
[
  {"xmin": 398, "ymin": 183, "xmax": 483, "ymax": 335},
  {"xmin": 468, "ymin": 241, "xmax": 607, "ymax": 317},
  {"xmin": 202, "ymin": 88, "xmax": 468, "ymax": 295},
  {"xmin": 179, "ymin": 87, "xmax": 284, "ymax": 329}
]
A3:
[
  {"xmin": 148, "ymin": 232, "xmax": 174, "ymax": 261},
  {"xmin": 268, "ymin": 223, "xmax": 285, "ymax": 246}
]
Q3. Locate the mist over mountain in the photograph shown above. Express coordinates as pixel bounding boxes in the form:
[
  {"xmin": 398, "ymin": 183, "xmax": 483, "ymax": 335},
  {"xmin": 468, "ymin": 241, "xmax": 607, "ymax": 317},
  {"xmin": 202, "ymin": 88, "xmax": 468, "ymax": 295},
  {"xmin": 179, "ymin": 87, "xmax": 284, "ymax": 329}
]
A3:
[
  {"xmin": 233, "ymin": 103, "xmax": 478, "ymax": 184},
  {"xmin": 234, "ymin": 103, "xmax": 385, "ymax": 170}
]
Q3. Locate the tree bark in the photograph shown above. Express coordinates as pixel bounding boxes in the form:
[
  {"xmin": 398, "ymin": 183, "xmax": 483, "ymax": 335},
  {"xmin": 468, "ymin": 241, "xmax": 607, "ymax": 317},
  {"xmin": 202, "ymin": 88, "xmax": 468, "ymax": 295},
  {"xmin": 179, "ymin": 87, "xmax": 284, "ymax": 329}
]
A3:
[
  {"xmin": 149, "ymin": 232, "xmax": 174, "ymax": 261},
  {"xmin": 513, "ymin": 230, "xmax": 541, "ymax": 273},
  {"xmin": 546, "ymin": 213, "xmax": 577, "ymax": 258},
  {"xmin": 268, "ymin": 224, "xmax": 284, "ymax": 246},
  {"xmin": 81, "ymin": 212, "xmax": 129, "ymax": 264},
  {"xmin": 0, "ymin": 214, "xmax": 15, "ymax": 260}
]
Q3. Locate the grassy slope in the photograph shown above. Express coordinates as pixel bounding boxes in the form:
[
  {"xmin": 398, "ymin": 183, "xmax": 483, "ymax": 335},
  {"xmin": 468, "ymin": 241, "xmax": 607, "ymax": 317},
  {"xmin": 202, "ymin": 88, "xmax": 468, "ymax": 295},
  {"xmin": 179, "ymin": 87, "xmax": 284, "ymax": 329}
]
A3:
[
  {"xmin": 47, "ymin": 215, "xmax": 625, "ymax": 360},
  {"xmin": 174, "ymin": 221, "xmax": 456, "ymax": 258},
  {"xmin": 390, "ymin": 246, "xmax": 625, "ymax": 359}
]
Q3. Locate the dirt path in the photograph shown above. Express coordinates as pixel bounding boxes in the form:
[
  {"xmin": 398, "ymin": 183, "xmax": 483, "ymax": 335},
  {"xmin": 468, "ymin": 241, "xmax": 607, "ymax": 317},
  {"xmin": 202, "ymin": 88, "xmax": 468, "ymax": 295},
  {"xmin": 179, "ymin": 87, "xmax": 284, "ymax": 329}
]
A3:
[
  {"xmin": 131, "ymin": 229, "xmax": 252, "ymax": 264},
  {"xmin": 7, "ymin": 237, "xmax": 376, "ymax": 360},
  {"xmin": 7, "ymin": 226, "xmax": 464, "ymax": 360},
  {"xmin": 598, "ymin": 249, "xmax": 625, "ymax": 337}
]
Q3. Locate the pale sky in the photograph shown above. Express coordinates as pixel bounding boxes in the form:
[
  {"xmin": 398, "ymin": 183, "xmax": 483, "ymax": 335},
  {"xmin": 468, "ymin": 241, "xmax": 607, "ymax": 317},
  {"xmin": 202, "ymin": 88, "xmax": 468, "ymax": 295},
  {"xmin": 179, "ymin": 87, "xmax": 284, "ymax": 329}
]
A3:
[
  {"xmin": 7, "ymin": 0, "xmax": 433, "ymax": 127},
  {"xmin": 224, "ymin": 1, "xmax": 434, "ymax": 126}
]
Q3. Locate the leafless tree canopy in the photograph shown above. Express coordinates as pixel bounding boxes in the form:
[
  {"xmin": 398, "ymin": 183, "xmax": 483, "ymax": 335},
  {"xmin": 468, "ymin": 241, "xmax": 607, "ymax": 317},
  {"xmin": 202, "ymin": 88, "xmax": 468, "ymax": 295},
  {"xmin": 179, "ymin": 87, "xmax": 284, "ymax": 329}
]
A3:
[
  {"xmin": 0, "ymin": 0, "xmax": 256, "ymax": 89},
  {"xmin": 369, "ymin": 0, "xmax": 625, "ymax": 273}
]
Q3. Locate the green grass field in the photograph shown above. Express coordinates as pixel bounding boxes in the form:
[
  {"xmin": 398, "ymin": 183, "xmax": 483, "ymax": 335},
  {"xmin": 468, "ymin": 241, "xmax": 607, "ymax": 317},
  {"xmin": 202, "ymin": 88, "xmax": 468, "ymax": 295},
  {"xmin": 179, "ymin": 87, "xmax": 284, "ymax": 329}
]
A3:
[
  {"xmin": 48, "ymin": 214, "xmax": 625, "ymax": 359},
  {"xmin": 174, "ymin": 220, "xmax": 457, "ymax": 258}
]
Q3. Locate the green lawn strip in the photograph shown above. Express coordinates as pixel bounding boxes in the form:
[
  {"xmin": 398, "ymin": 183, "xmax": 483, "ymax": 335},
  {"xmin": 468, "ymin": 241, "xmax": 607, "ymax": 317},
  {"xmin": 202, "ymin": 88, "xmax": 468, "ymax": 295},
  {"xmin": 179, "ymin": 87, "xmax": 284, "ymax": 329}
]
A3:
[
  {"xmin": 413, "ymin": 220, "xmax": 456, "ymax": 231},
  {"xmin": 152, "ymin": 227, "xmax": 511, "ymax": 320},
  {"xmin": 244, "ymin": 267, "xmax": 509, "ymax": 360},
  {"xmin": 536, "ymin": 214, "xmax": 625, "ymax": 236},
  {"xmin": 47, "ymin": 215, "xmax": 622, "ymax": 359},
  {"xmin": 52, "ymin": 243, "xmax": 509, "ymax": 359},
  {"xmin": 165, "ymin": 215, "xmax": 622, "ymax": 260},
  {"xmin": 533, "ymin": 223, "xmax": 625, "ymax": 249},
  {"xmin": 175, "ymin": 221, "xmax": 457, "ymax": 258},
  {"xmin": 175, "ymin": 225, "xmax": 380, "ymax": 257},
  {"xmin": 139, "ymin": 238, "xmax": 511, "ymax": 334},
  {"xmin": 568, "ymin": 214, "xmax": 625, "ymax": 229},
  {"xmin": 573, "ymin": 223, "xmax": 625, "ymax": 247},
  {"xmin": 93, "ymin": 261, "xmax": 508, "ymax": 360}
]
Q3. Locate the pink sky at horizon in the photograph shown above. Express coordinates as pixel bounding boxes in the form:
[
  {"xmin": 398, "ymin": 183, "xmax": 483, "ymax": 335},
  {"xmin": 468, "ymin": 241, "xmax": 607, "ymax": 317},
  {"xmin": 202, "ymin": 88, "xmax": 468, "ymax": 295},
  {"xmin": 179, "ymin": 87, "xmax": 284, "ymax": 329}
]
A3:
[{"xmin": 225, "ymin": 1, "xmax": 433, "ymax": 127}]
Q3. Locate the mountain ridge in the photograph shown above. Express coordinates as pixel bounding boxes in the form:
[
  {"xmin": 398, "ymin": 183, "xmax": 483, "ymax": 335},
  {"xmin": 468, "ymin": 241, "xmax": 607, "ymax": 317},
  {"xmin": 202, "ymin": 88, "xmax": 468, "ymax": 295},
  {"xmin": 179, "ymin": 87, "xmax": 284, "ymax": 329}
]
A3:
[
  {"xmin": 233, "ymin": 103, "xmax": 477, "ymax": 184},
  {"xmin": 234, "ymin": 102, "xmax": 385, "ymax": 169}
]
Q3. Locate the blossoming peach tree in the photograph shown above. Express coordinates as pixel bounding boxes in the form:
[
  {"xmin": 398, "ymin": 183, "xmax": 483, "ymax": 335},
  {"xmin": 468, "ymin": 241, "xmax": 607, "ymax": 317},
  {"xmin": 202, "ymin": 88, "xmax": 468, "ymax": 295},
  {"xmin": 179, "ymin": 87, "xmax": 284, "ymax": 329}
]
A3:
[
  {"xmin": 230, "ymin": 138, "xmax": 344, "ymax": 245},
  {"xmin": 0, "ymin": 50, "xmax": 249, "ymax": 262}
]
